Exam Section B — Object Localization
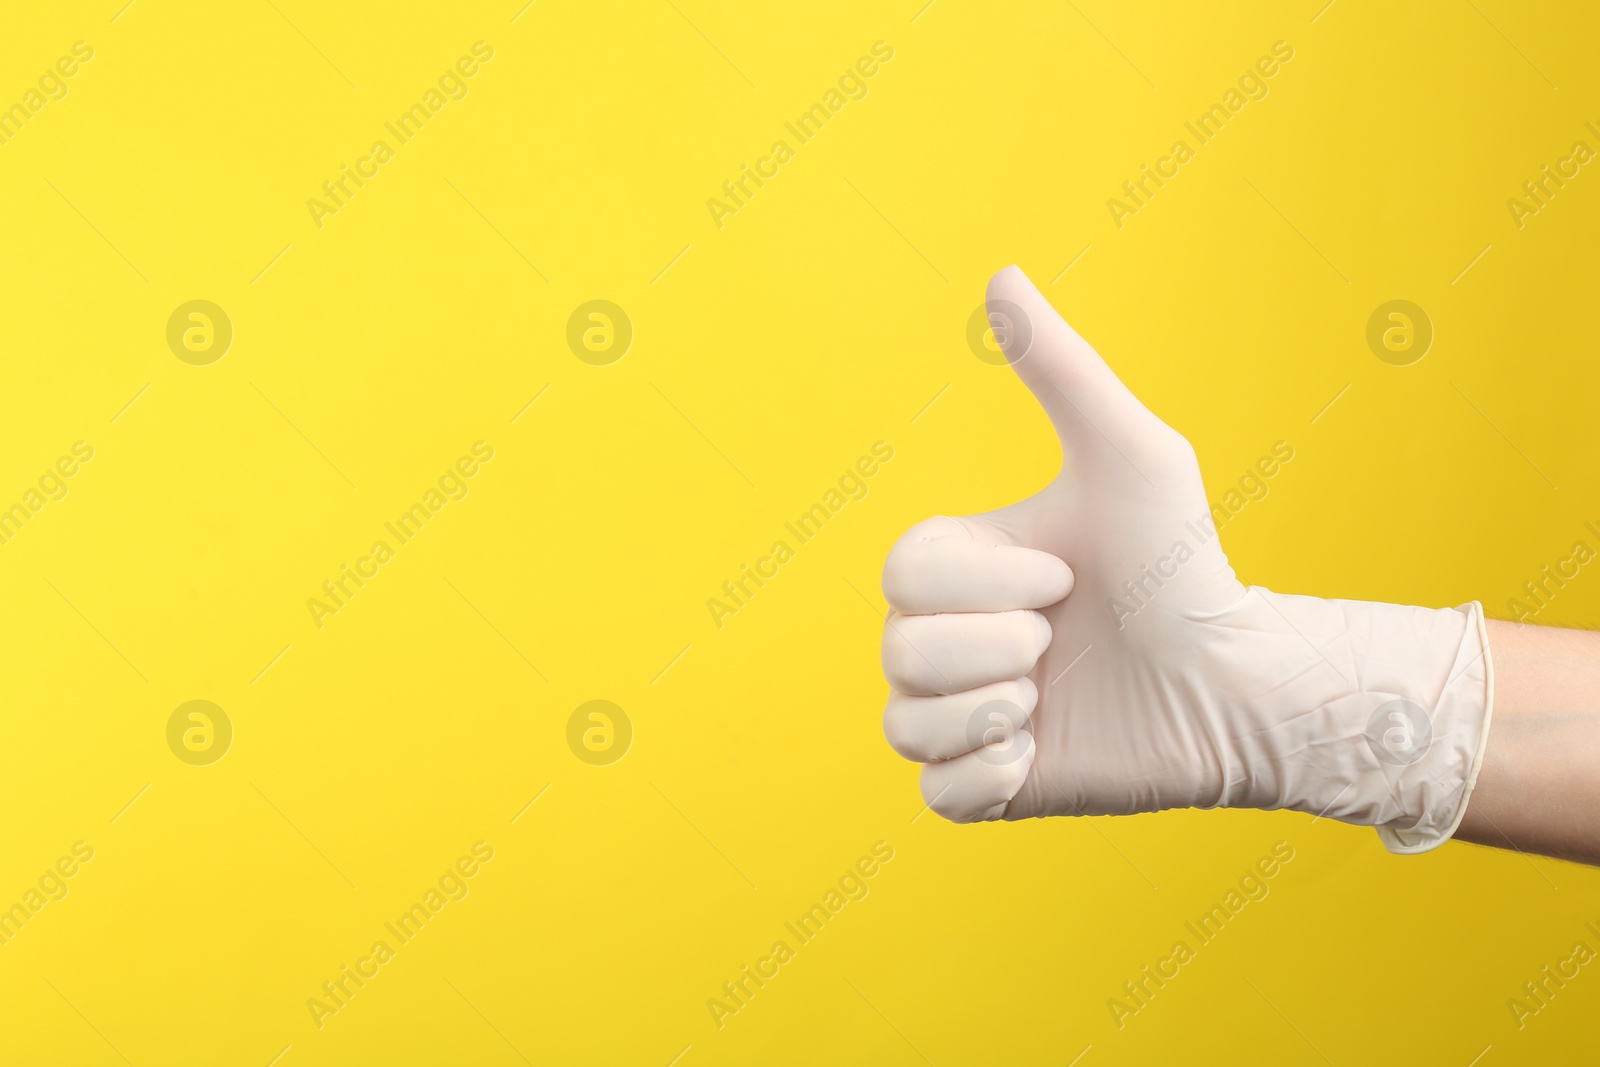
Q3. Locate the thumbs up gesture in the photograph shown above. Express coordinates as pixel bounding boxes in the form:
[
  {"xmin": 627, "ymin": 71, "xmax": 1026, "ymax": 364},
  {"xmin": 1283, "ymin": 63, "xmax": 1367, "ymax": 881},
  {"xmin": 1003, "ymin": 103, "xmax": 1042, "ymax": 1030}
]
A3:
[{"xmin": 880, "ymin": 267, "xmax": 1494, "ymax": 853}]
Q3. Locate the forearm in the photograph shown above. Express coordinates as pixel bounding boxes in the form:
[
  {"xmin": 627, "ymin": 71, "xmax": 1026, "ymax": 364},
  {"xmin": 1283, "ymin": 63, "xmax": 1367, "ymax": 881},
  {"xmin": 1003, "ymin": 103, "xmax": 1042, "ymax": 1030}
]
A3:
[{"xmin": 1456, "ymin": 619, "xmax": 1600, "ymax": 865}]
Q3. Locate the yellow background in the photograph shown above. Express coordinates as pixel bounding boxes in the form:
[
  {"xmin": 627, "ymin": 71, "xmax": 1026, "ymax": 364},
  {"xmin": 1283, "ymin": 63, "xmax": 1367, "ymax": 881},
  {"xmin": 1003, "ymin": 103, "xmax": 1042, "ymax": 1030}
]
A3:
[{"xmin": 2, "ymin": 0, "xmax": 1598, "ymax": 1063}]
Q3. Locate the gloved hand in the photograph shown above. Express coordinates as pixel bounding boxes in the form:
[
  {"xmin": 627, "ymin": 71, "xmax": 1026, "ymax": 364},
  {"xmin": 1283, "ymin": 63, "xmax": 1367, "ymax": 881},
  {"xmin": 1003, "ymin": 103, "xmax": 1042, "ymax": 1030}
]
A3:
[{"xmin": 880, "ymin": 266, "xmax": 1494, "ymax": 853}]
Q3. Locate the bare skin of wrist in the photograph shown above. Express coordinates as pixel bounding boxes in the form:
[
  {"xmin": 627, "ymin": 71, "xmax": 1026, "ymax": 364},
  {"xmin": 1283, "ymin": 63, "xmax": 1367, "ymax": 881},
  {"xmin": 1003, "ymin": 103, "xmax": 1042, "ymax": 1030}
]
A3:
[{"xmin": 1455, "ymin": 619, "xmax": 1600, "ymax": 866}]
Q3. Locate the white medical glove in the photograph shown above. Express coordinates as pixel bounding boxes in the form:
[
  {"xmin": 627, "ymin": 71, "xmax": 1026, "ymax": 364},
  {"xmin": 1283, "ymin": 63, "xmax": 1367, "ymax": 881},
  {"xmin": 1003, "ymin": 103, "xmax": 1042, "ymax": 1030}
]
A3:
[{"xmin": 880, "ymin": 266, "xmax": 1494, "ymax": 853}]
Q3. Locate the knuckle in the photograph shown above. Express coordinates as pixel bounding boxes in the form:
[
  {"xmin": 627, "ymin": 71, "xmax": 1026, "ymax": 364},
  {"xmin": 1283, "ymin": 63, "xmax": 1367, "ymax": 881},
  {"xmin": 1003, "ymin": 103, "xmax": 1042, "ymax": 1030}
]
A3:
[
  {"xmin": 880, "ymin": 548, "xmax": 923, "ymax": 612},
  {"xmin": 881, "ymin": 701, "xmax": 924, "ymax": 761},
  {"xmin": 883, "ymin": 516, "xmax": 965, "ymax": 611},
  {"xmin": 919, "ymin": 741, "xmax": 1035, "ymax": 824},
  {"xmin": 919, "ymin": 765, "xmax": 969, "ymax": 822},
  {"xmin": 880, "ymin": 618, "xmax": 934, "ymax": 692}
]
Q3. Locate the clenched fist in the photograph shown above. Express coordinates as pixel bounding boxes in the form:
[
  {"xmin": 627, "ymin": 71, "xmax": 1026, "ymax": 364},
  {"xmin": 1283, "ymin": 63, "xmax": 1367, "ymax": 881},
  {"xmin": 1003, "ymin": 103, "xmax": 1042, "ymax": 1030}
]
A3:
[{"xmin": 880, "ymin": 266, "xmax": 1493, "ymax": 853}]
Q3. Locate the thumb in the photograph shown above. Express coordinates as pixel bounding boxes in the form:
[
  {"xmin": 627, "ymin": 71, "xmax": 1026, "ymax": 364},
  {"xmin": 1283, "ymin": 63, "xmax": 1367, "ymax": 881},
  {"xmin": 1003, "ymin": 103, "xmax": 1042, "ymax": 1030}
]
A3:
[{"xmin": 985, "ymin": 265, "xmax": 1160, "ymax": 454}]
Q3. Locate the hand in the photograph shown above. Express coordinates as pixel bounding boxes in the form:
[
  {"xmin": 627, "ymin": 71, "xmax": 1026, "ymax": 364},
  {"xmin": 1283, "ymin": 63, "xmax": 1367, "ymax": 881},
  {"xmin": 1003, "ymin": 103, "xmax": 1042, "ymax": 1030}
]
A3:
[{"xmin": 879, "ymin": 266, "xmax": 1493, "ymax": 852}]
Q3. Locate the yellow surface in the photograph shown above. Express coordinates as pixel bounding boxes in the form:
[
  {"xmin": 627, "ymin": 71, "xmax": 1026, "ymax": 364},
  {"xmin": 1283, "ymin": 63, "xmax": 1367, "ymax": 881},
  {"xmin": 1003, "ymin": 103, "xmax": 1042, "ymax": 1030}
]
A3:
[{"xmin": 1, "ymin": 1, "xmax": 1597, "ymax": 1063}]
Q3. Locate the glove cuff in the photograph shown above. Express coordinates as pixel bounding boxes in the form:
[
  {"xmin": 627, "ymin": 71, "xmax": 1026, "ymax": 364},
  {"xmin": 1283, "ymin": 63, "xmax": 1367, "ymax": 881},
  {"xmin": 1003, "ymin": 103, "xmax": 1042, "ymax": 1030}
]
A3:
[
  {"xmin": 1217, "ymin": 590, "xmax": 1495, "ymax": 849},
  {"xmin": 1373, "ymin": 600, "xmax": 1495, "ymax": 854}
]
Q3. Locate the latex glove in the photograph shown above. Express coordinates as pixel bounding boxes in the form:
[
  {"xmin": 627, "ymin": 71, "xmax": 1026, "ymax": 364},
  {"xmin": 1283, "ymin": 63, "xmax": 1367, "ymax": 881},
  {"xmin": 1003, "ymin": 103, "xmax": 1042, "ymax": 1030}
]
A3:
[{"xmin": 879, "ymin": 266, "xmax": 1494, "ymax": 853}]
